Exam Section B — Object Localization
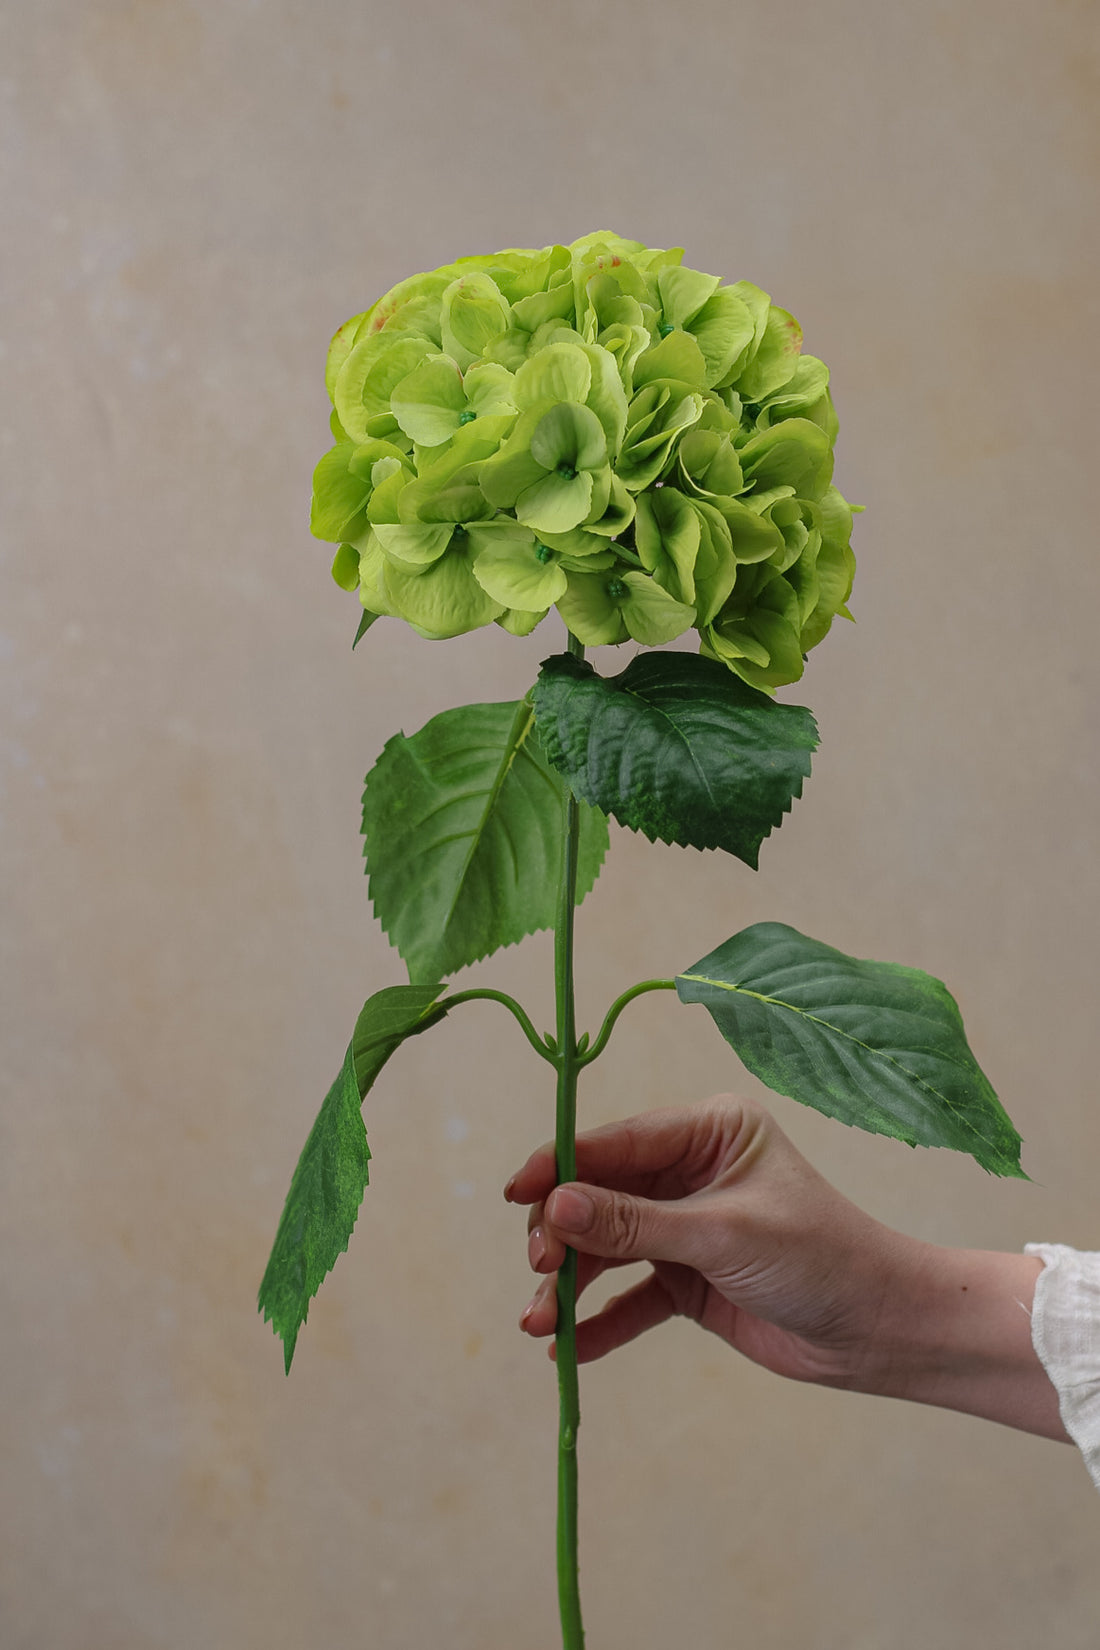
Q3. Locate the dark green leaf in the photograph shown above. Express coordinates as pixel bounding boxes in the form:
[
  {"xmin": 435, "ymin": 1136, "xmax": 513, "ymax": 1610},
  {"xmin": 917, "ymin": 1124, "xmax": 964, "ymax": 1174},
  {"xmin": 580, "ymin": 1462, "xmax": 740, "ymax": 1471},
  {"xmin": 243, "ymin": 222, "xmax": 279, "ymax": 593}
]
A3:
[
  {"xmin": 362, "ymin": 698, "xmax": 609, "ymax": 982},
  {"xmin": 677, "ymin": 923, "xmax": 1025, "ymax": 1177},
  {"xmin": 532, "ymin": 651, "xmax": 817, "ymax": 869},
  {"xmin": 352, "ymin": 610, "xmax": 379, "ymax": 650},
  {"xmin": 258, "ymin": 983, "xmax": 445, "ymax": 1372}
]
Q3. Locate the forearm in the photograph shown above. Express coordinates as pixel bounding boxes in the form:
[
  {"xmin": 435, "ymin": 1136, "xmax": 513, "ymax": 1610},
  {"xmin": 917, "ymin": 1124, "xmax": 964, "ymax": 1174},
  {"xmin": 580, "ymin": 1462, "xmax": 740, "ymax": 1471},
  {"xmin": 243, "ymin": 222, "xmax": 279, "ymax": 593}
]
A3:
[{"xmin": 859, "ymin": 1238, "xmax": 1071, "ymax": 1443}]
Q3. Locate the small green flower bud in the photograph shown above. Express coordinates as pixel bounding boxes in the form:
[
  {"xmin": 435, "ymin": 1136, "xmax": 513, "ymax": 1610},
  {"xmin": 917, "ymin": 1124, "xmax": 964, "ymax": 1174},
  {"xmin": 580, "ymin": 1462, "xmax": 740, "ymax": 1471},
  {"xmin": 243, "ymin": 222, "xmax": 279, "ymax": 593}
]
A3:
[
  {"xmin": 534, "ymin": 543, "xmax": 554, "ymax": 564},
  {"xmin": 606, "ymin": 576, "xmax": 628, "ymax": 600}
]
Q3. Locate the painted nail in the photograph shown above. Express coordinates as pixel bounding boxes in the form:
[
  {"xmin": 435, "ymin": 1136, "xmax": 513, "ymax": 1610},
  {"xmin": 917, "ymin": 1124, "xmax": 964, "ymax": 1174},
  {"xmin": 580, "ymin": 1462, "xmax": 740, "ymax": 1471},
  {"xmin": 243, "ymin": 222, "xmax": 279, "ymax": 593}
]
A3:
[
  {"xmin": 503, "ymin": 1174, "xmax": 517, "ymax": 1202},
  {"xmin": 519, "ymin": 1297, "xmax": 538, "ymax": 1329},
  {"xmin": 528, "ymin": 1226, "xmax": 548, "ymax": 1270}
]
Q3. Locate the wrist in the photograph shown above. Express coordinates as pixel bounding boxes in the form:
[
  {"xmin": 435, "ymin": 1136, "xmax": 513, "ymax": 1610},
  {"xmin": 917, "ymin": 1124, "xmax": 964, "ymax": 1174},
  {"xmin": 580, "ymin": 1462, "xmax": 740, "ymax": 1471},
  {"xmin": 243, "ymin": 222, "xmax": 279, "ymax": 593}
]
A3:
[{"xmin": 855, "ymin": 1236, "xmax": 1069, "ymax": 1442}]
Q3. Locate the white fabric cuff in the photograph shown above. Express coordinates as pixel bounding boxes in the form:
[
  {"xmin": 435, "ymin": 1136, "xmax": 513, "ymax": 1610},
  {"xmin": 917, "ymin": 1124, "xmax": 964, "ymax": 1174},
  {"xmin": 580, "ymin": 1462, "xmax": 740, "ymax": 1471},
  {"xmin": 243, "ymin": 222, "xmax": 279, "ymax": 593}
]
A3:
[{"xmin": 1025, "ymin": 1243, "xmax": 1100, "ymax": 1492}]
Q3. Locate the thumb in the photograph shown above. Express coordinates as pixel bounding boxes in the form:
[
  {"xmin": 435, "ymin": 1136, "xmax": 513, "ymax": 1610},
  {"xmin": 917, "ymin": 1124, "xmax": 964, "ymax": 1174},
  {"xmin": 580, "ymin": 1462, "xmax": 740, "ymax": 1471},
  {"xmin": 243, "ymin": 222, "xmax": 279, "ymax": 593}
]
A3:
[{"xmin": 545, "ymin": 1182, "xmax": 709, "ymax": 1269}]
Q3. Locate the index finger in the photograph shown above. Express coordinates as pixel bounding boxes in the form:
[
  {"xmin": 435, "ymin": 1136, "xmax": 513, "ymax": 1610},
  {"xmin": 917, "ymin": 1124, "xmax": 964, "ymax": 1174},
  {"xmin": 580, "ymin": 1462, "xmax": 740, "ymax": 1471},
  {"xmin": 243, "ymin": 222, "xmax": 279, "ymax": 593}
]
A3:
[{"xmin": 504, "ymin": 1097, "xmax": 743, "ymax": 1205}]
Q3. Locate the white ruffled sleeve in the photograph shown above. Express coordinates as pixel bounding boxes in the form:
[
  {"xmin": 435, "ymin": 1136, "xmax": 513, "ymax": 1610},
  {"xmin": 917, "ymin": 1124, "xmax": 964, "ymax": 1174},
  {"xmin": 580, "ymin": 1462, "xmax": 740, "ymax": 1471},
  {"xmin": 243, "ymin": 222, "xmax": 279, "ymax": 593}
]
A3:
[{"xmin": 1025, "ymin": 1243, "xmax": 1100, "ymax": 1492}]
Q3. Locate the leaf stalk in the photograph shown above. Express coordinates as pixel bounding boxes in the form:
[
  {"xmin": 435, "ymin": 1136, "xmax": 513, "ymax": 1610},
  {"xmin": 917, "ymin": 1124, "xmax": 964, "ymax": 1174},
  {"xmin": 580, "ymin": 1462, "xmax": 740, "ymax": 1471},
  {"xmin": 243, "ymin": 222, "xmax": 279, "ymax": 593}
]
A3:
[
  {"xmin": 440, "ymin": 987, "xmax": 558, "ymax": 1065},
  {"xmin": 576, "ymin": 978, "xmax": 678, "ymax": 1067}
]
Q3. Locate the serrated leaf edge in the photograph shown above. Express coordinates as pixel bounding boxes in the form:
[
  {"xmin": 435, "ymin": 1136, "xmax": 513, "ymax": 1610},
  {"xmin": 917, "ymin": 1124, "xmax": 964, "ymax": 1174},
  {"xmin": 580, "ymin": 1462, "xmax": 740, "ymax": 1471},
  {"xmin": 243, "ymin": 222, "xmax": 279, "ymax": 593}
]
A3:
[
  {"xmin": 362, "ymin": 700, "xmax": 608, "ymax": 981},
  {"xmin": 259, "ymin": 988, "xmax": 448, "ymax": 1372},
  {"xmin": 677, "ymin": 969, "xmax": 1022, "ymax": 1173},
  {"xmin": 534, "ymin": 652, "xmax": 817, "ymax": 859}
]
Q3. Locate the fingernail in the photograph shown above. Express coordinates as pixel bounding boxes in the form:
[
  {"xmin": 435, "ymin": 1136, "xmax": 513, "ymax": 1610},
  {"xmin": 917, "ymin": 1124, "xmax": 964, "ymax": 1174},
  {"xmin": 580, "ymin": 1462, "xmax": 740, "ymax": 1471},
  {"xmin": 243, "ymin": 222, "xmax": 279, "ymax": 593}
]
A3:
[
  {"xmin": 528, "ymin": 1226, "xmax": 548, "ymax": 1270},
  {"xmin": 503, "ymin": 1174, "xmax": 517, "ymax": 1202},
  {"xmin": 548, "ymin": 1186, "xmax": 594, "ymax": 1234},
  {"xmin": 519, "ymin": 1297, "xmax": 537, "ymax": 1329}
]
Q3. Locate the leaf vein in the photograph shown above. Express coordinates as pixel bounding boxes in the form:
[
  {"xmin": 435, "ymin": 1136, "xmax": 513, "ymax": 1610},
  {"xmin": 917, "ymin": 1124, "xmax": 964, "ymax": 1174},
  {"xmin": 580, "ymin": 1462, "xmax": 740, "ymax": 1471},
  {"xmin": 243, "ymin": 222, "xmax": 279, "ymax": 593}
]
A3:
[{"xmin": 679, "ymin": 974, "xmax": 1001, "ymax": 1152}]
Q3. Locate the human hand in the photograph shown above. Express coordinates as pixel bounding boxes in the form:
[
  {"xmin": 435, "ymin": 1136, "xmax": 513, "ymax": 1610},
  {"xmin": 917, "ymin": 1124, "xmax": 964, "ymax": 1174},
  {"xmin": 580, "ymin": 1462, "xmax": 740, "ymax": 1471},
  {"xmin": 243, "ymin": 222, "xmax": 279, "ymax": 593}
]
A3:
[
  {"xmin": 505, "ymin": 1094, "xmax": 1066, "ymax": 1441},
  {"xmin": 505, "ymin": 1093, "xmax": 908, "ymax": 1390}
]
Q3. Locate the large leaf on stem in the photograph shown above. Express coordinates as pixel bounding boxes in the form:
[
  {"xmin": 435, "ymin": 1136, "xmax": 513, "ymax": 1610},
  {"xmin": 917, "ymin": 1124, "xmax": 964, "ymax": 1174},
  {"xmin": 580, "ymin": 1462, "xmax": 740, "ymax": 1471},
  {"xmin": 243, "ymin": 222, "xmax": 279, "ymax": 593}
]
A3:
[
  {"xmin": 677, "ymin": 923, "xmax": 1025, "ymax": 1176},
  {"xmin": 259, "ymin": 983, "xmax": 446, "ymax": 1372},
  {"xmin": 532, "ymin": 651, "xmax": 817, "ymax": 868},
  {"xmin": 362, "ymin": 698, "xmax": 608, "ymax": 982}
]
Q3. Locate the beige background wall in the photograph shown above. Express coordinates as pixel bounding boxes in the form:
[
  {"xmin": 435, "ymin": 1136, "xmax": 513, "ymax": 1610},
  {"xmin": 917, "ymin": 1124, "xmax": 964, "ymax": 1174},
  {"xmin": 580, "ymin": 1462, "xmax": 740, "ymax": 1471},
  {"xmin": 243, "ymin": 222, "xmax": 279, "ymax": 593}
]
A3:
[{"xmin": 3, "ymin": 1, "xmax": 1099, "ymax": 1645}]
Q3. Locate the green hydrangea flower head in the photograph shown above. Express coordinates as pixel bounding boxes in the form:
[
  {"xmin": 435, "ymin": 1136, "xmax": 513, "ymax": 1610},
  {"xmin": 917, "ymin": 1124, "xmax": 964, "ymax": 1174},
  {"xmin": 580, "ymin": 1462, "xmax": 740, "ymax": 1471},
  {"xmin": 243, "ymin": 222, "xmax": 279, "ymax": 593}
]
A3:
[{"xmin": 311, "ymin": 233, "xmax": 858, "ymax": 688}]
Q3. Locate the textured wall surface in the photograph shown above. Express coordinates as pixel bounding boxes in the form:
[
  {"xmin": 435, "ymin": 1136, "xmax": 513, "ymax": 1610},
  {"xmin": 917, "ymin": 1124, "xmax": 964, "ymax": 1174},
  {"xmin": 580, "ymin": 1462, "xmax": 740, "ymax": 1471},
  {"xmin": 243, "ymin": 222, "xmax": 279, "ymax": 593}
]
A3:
[{"xmin": 3, "ymin": 2, "xmax": 1099, "ymax": 1645}]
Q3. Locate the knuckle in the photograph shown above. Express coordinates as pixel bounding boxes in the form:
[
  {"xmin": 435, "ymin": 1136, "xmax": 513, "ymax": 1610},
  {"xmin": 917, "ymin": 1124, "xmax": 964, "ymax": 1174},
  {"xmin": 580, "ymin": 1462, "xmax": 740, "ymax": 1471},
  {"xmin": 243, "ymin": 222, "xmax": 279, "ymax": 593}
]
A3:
[{"xmin": 604, "ymin": 1192, "xmax": 643, "ymax": 1256}]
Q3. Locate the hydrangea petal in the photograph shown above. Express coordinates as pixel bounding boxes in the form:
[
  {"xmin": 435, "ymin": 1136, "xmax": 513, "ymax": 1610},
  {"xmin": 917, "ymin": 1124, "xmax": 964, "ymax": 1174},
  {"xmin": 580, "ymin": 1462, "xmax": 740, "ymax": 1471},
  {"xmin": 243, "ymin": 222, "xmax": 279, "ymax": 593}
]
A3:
[
  {"xmin": 311, "ymin": 443, "xmax": 372, "ymax": 542},
  {"xmin": 555, "ymin": 570, "xmax": 630, "ymax": 646},
  {"xmin": 529, "ymin": 402, "xmax": 608, "ymax": 474},
  {"xmin": 383, "ymin": 543, "xmax": 504, "ymax": 637},
  {"xmin": 496, "ymin": 605, "xmax": 550, "ymax": 636},
  {"xmin": 479, "ymin": 437, "xmax": 547, "ymax": 510},
  {"xmin": 712, "ymin": 496, "xmax": 784, "ymax": 563},
  {"xmin": 722, "ymin": 280, "xmax": 771, "ymax": 382},
  {"xmin": 691, "ymin": 501, "xmax": 737, "ymax": 625},
  {"xmin": 516, "ymin": 469, "xmax": 595, "ymax": 534},
  {"xmin": 330, "ymin": 541, "xmax": 360, "ymax": 592},
  {"xmin": 558, "ymin": 549, "xmax": 616, "ymax": 572},
  {"xmin": 736, "ymin": 306, "xmax": 803, "ymax": 402},
  {"xmin": 415, "ymin": 412, "xmax": 517, "ymax": 473},
  {"xmin": 511, "ymin": 281, "xmax": 577, "ymax": 332},
  {"xmin": 365, "ymin": 460, "xmax": 412, "ymax": 524},
  {"xmin": 677, "ymin": 427, "xmax": 746, "ymax": 502},
  {"xmin": 617, "ymin": 386, "xmax": 704, "ymax": 490},
  {"xmin": 755, "ymin": 355, "xmax": 830, "ymax": 425},
  {"xmin": 596, "ymin": 320, "xmax": 652, "ymax": 393},
  {"xmin": 800, "ymin": 540, "xmax": 856, "ymax": 650},
  {"xmin": 578, "ymin": 343, "xmax": 629, "ymax": 455},
  {"xmin": 472, "ymin": 538, "xmax": 569, "ymax": 611},
  {"xmin": 818, "ymin": 484, "xmax": 855, "ymax": 553},
  {"xmin": 534, "ymin": 524, "xmax": 617, "ymax": 558},
  {"xmin": 390, "ymin": 355, "xmax": 466, "ymax": 446},
  {"xmin": 456, "ymin": 243, "xmax": 570, "ymax": 303},
  {"xmin": 635, "ymin": 488, "xmax": 702, "ymax": 606},
  {"xmin": 357, "ymin": 535, "xmax": 399, "ymax": 618},
  {"xmin": 583, "ymin": 273, "xmax": 647, "ymax": 338},
  {"xmin": 709, "ymin": 574, "xmax": 805, "ymax": 691},
  {"xmin": 463, "ymin": 362, "xmax": 518, "ymax": 419},
  {"xmin": 572, "ymin": 246, "xmax": 650, "ymax": 325},
  {"xmin": 688, "ymin": 289, "xmax": 758, "ymax": 388},
  {"xmin": 398, "ymin": 461, "xmax": 494, "ymax": 525},
  {"xmin": 657, "ymin": 265, "xmax": 721, "ymax": 327},
  {"xmin": 361, "ymin": 267, "xmax": 457, "ymax": 346},
  {"xmin": 738, "ymin": 418, "xmax": 830, "ymax": 495},
  {"xmin": 702, "ymin": 621, "xmax": 771, "ymax": 670},
  {"xmin": 619, "ymin": 571, "xmax": 696, "ymax": 645},
  {"xmin": 581, "ymin": 472, "xmax": 635, "ymax": 538},
  {"xmin": 785, "ymin": 532, "xmax": 822, "ymax": 623},
  {"xmin": 325, "ymin": 311, "xmax": 368, "ymax": 400},
  {"xmin": 633, "ymin": 330, "xmax": 709, "ymax": 393},
  {"xmin": 761, "ymin": 496, "xmax": 815, "ymax": 576},
  {"xmin": 440, "ymin": 272, "xmax": 512, "ymax": 370},
  {"xmin": 515, "ymin": 343, "xmax": 592, "ymax": 410},
  {"xmin": 335, "ymin": 334, "xmax": 435, "ymax": 443},
  {"xmin": 372, "ymin": 522, "xmax": 454, "ymax": 567}
]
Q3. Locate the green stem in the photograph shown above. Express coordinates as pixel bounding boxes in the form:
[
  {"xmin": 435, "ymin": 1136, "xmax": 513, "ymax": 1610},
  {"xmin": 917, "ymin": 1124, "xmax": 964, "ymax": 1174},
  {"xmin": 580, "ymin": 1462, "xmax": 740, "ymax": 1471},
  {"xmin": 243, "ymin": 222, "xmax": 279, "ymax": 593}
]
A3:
[
  {"xmin": 576, "ymin": 978, "xmax": 678, "ymax": 1068},
  {"xmin": 554, "ymin": 629, "xmax": 585, "ymax": 1650},
  {"xmin": 441, "ymin": 988, "xmax": 556, "ymax": 1065}
]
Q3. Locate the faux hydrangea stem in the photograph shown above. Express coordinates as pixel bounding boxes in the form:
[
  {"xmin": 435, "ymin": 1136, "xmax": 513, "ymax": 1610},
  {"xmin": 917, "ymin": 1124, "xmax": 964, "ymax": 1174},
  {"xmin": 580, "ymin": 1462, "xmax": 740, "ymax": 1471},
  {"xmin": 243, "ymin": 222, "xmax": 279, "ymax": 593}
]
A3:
[{"xmin": 553, "ymin": 629, "xmax": 586, "ymax": 1650}]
